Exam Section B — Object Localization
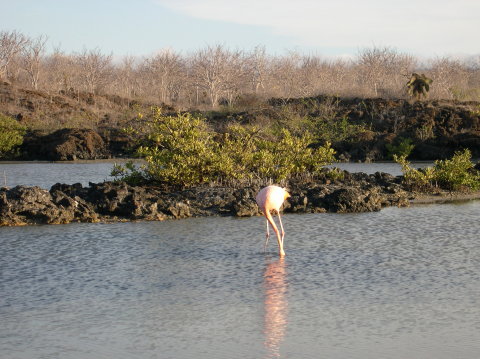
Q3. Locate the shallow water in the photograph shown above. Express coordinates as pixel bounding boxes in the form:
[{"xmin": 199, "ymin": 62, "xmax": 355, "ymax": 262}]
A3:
[
  {"xmin": 0, "ymin": 160, "xmax": 139, "ymax": 189},
  {"xmin": 330, "ymin": 161, "xmax": 432, "ymax": 177},
  {"xmin": 1, "ymin": 201, "xmax": 480, "ymax": 358},
  {"xmin": 0, "ymin": 160, "xmax": 431, "ymax": 189}
]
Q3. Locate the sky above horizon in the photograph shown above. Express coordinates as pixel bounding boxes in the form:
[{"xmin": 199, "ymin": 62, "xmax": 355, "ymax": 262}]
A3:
[{"xmin": 2, "ymin": 0, "xmax": 479, "ymax": 59}]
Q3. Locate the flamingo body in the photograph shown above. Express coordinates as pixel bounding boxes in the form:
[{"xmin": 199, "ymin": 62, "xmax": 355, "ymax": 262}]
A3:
[{"xmin": 256, "ymin": 185, "xmax": 290, "ymax": 257}]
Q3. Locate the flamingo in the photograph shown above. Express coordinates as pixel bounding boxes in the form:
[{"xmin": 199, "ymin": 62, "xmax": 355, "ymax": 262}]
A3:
[{"xmin": 256, "ymin": 185, "xmax": 290, "ymax": 257}]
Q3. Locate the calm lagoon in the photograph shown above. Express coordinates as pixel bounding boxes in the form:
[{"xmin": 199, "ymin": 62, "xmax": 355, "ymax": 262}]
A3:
[{"xmin": 1, "ymin": 162, "xmax": 479, "ymax": 359}]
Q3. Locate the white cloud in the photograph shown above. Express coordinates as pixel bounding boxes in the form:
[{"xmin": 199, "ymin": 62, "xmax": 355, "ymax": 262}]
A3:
[{"xmin": 155, "ymin": 0, "xmax": 480, "ymax": 55}]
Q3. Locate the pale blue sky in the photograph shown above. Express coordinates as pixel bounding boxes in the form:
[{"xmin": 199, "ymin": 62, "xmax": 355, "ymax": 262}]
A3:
[{"xmin": 2, "ymin": 0, "xmax": 479, "ymax": 58}]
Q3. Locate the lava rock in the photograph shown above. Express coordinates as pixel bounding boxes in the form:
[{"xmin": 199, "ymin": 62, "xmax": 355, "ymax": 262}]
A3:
[
  {"xmin": 323, "ymin": 187, "xmax": 383, "ymax": 213},
  {"xmin": 21, "ymin": 128, "xmax": 108, "ymax": 161},
  {"xmin": 0, "ymin": 185, "xmax": 76, "ymax": 225},
  {"xmin": 0, "ymin": 169, "xmax": 417, "ymax": 226}
]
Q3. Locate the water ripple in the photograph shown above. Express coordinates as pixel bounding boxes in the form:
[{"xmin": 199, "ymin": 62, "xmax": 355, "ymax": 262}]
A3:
[{"xmin": 1, "ymin": 202, "xmax": 480, "ymax": 358}]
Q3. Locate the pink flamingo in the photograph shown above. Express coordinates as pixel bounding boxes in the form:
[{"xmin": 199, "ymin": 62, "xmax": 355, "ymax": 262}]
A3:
[{"xmin": 256, "ymin": 185, "xmax": 290, "ymax": 257}]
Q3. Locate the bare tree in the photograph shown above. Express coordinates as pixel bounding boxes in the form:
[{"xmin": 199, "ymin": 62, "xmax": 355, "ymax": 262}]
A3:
[
  {"xmin": 428, "ymin": 57, "xmax": 468, "ymax": 99},
  {"xmin": 0, "ymin": 30, "xmax": 29, "ymax": 80},
  {"xmin": 321, "ymin": 59, "xmax": 353, "ymax": 96},
  {"xmin": 356, "ymin": 46, "xmax": 415, "ymax": 97},
  {"xmin": 2, "ymin": 35, "xmax": 480, "ymax": 107},
  {"xmin": 246, "ymin": 45, "xmax": 269, "ymax": 94},
  {"xmin": 297, "ymin": 55, "xmax": 331, "ymax": 97},
  {"xmin": 141, "ymin": 49, "xmax": 185, "ymax": 104},
  {"xmin": 43, "ymin": 48, "xmax": 77, "ymax": 92},
  {"xmin": 465, "ymin": 56, "xmax": 480, "ymax": 99},
  {"xmin": 21, "ymin": 34, "xmax": 48, "ymax": 89},
  {"xmin": 221, "ymin": 52, "xmax": 247, "ymax": 105},
  {"xmin": 269, "ymin": 51, "xmax": 303, "ymax": 99},
  {"xmin": 75, "ymin": 48, "xmax": 113, "ymax": 93},
  {"xmin": 113, "ymin": 55, "xmax": 139, "ymax": 99},
  {"xmin": 190, "ymin": 45, "xmax": 246, "ymax": 107}
]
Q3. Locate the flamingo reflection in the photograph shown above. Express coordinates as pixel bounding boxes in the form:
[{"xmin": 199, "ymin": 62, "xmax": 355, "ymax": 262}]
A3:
[{"xmin": 263, "ymin": 258, "xmax": 288, "ymax": 358}]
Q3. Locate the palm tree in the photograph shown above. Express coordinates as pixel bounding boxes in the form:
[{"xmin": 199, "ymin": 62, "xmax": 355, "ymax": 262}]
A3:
[{"xmin": 406, "ymin": 73, "xmax": 433, "ymax": 99}]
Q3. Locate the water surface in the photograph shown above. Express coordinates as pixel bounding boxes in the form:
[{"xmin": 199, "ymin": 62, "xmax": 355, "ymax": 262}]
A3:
[
  {"xmin": 0, "ymin": 160, "xmax": 131, "ymax": 189},
  {"xmin": 1, "ymin": 202, "xmax": 480, "ymax": 358},
  {"xmin": 0, "ymin": 160, "xmax": 432, "ymax": 189}
]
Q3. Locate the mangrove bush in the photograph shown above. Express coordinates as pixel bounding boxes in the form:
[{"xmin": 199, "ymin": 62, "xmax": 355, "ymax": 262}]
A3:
[
  {"xmin": 394, "ymin": 149, "xmax": 480, "ymax": 191},
  {"xmin": 0, "ymin": 114, "xmax": 26, "ymax": 158},
  {"xmin": 112, "ymin": 108, "xmax": 336, "ymax": 187}
]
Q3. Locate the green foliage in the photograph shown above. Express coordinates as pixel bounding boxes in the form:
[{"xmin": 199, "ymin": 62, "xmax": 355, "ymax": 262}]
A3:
[
  {"xmin": 414, "ymin": 124, "xmax": 435, "ymax": 141},
  {"xmin": 267, "ymin": 98, "xmax": 366, "ymax": 145},
  {"xmin": 325, "ymin": 167, "xmax": 345, "ymax": 181},
  {"xmin": 394, "ymin": 149, "xmax": 480, "ymax": 191},
  {"xmin": 136, "ymin": 110, "xmax": 217, "ymax": 186},
  {"xmin": 394, "ymin": 154, "xmax": 436, "ymax": 191},
  {"xmin": 112, "ymin": 108, "xmax": 336, "ymax": 187},
  {"xmin": 386, "ymin": 137, "xmax": 415, "ymax": 159},
  {"xmin": 0, "ymin": 114, "xmax": 26, "ymax": 157},
  {"xmin": 406, "ymin": 73, "xmax": 433, "ymax": 99},
  {"xmin": 311, "ymin": 116, "xmax": 367, "ymax": 143},
  {"xmin": 249, "ymin": 128, "xmax": 336, "ymax": 180},
  {"xmin": 434, "ymin": 150, "xmax": 480, "ymax": 191},
  {"xmin": 111, "ymin": 161, "xmax": 146, "ymax": 186}
]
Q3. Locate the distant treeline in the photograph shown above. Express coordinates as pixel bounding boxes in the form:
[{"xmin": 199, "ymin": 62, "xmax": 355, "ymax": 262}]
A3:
[{"xmin": 1, "ymin": 30, "xmax": 480, "ymax": 108}]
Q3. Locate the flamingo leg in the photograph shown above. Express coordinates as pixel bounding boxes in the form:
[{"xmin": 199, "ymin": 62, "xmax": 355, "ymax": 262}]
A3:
[
  {"xmin": 277, "ymin": 211, "xmax": 285, "ymax": 245},
  {"xmin": 264, "ymin": 219, "xmax": 270, "ymax": 252},
  {"xmin": 265, "ymin": 211, "xmax": 285, "ymax": 257}
]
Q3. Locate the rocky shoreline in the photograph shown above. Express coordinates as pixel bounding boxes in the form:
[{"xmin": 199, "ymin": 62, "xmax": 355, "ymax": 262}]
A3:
[
  {"xmin": 2, "ymin": 169, "xmax": 479, "ymax": 226},
  {"xmin": 0, "ymin": 170, "xmax": 438, "ymax": 226}
]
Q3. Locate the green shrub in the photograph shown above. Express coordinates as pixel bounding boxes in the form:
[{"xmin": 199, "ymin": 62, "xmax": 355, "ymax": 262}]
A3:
[
  {"xmin": 0, "ymin": 114, "xmax": 26, "ymax": 158},
  {"xmin": 394, "ymin": 149, "xmax": 480, "ymax": 191},
  {"xmin": 267, "ymin": 100, "xmax": 366, "ymax": 145},
  {"xmin": 136, "ymin": 110, "xmax": 217, "ymax": 186},
  {"xmin": 325, "ymin": 167, "xmax": 345, "ymax": 181},
  {"xmin": 386, "ymin": 137, "xmax": 415, "ymax": 159},
  {"xmin": 112, "ymin": 108, "xmax": 336, "ymax": 187},
  {"xmin": 251, "ymin": 128, "xmax": 336, "ymax": 180},
  {"xmin": 394, "ymin": 154, "xmax": 436, "ymax": 191},
  {"xmin": 111, "ymin": 160, "xmax": 146, "ymax": 186},
  {"xmin": 318, "ymin": 117, "xmax": 366, "ymax": 143},
  {"xmin": 434, "ymin": 150, "xmax": 480, "ymax": 191}
]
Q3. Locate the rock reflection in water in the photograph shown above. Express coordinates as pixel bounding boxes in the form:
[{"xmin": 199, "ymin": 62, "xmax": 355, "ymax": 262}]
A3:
[{"xmin": 264, "ymin": 258, "xmax": 288, "ymax": 358}]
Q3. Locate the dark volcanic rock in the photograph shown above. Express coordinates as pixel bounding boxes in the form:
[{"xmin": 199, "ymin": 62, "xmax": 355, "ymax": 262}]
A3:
[
  {"xmin": 0, "ymin": 185, "xmax": 89, "ymax": 225},
  {"xmin": 97, "ymin": 127, "xmax": 136, "ymax": 158},
  {"xmin": 231, "ymin": 188, "xmax": 260, "ymax": 217},
  {"xmin": 65, "ymin": 181, "xmax": 169, "ymax": 221},
  {"xmin": 0, "ymin": 170, "xmax": 413, "ymax": 226},
  {"xmin": 50, "ymin": 188, "xmax": 99, "ymax": 223},
  {"xmin": 323, "ymin": 187, "xmax": 383, "ymax": 213},
  {"xmin": 167, "ymin": 202, "xmax": 191, "ymax": 219},
  {"xmin": 21, "ymin": 128, "xmax": 108, "ymax": 160},
  {"xmin": 324, "ymin": 98, "xmax": 480, "ymax": 161}
]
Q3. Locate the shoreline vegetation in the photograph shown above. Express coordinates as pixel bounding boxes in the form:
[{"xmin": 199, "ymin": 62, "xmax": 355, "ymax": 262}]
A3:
[{"xmin": 2, "ymin": 150, "xmax": 480, "ymax": 226}]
